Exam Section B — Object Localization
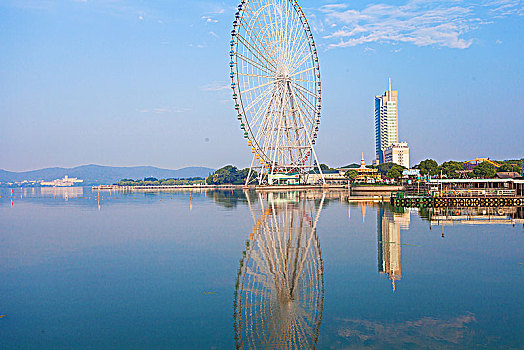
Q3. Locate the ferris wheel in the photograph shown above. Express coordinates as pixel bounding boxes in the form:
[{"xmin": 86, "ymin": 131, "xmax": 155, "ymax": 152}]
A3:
[
  {"xmin": 229, "ymin": 0, "xmax": 325, "ymax": 185},
  {"xmin": 234, "ymin": 191, "xmax": 325, "ymax": 349}
]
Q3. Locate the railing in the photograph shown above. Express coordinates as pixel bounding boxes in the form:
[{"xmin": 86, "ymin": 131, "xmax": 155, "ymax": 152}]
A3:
[{"xmin": 432, "ymin": 189, "xmax": 516, "ymax": 197}]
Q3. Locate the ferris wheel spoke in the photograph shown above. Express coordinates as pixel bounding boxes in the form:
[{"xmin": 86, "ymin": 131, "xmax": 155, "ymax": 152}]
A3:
[
  {"xmin": 289, "ymin": 50, "xmax": 314, "ymax": 75},
  {"xmin": 289, "ymin": 89, "xmax": 317, "ymax": 127},
  {"xmin": 241, "ymin": 80, "xmax": 275, "ymax": 94},
  {"xmin": 286, "ymin": 30, "xmax": 309, "ymax": 65},
  {"xmin": 259, "ymin": 86, "xmax": 283, "ymax": 158},
  {"xmin": 293, "ymin": 103, "xmax": 316, "ymax": 137},
  {"xmin": 237, "ymin": 52, "xmax": 274, "ymax": 77},
  {"xmin": 244, "ymin": 85, "xmax": 273, "ymax": 113},
  {"xmin": 243, "ymin": 3, "xmax": 279, "ymax": 62},
  {"xmin": 237, "ymin": 33, "xmax": 277, "ymax": 72},
  {"xmin": 289, "ymin": 80, "xmax": 319, "ymax": 101},
  {"xmin": 292, "ymin": 88, "xmax": 317, "ymax": 119},
  {"xmin": 250, "ymin": 85, "xmax": 279, "ymax": 149},
  {"xmin": 286, "ymin": 20, "xmax": 307, "ymax": 66},
  {"xmin": 290, "ymin": 86, "xmax": 317, "ymax": 139},
  {"xmin": 237, "ymin": 72, "xmax": 274, "ymax": 79},
  {"xmin": 249, "ymin": 94, "xmax": 273, "ymax": 133},
  {"xmin": 290, "ymin": 79, "xmax": 316, "ymax": 85},
  {"xmin": 289, "ymin": 66, "xmax": 316, "ymax": 78}
]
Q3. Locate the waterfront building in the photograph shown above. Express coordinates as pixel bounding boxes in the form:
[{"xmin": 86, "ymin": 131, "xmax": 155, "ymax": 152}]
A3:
[
  {"xmin": 40, "ymin": 175, "xmax": 83, "ymax": 187},
  {"xmin": 375, "ymin": 79, "xmax": 398, "ymax": 164},
  {"xmin": 307, "ymin": 170, "xmax": 347, "ymax": 186},
  {"xmin": 384, "ymin": 142, "xmax": 410, "ymax": 168},
  {"xmin": 428, "ymin": 178, "xmax": 524, "ymax": 197},
  {"xmin": 354, "ymin": 153, "xmax": 381, "ymax": 183}
]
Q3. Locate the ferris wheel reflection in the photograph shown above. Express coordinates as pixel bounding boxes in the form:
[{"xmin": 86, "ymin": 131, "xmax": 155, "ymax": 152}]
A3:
[{"xmin": 234, "ymin": 191, "xmax": 325, "ymax": 349}]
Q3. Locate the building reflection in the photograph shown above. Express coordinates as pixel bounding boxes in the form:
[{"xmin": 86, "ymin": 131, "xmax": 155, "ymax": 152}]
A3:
[
  {"xmin": 377, "ymin": 206, "xmax": 410, "ymax": 292},
  {"xmin": 39, "ymin": 186, "xmax": 83, "ymax": 200},
  {"xmin": 234, "ymin": 191, "xmax": 325, "ymax": 349},
  {"xmin": 336, "ymin": 312, "xmax": 477, "ymax": 348},
  {"xmin": 375, "ymin": 203, "xmax": 524, "ymax": 292},
  {"xmin": 428, "ymin": 206, "xmax": 524, "ymax": 226}
]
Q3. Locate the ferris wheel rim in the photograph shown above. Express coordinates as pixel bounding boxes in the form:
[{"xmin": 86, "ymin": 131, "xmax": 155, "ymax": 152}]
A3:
[{"xmin": 230, "ymin": 0, "xmax": 322, "ymax": 170}]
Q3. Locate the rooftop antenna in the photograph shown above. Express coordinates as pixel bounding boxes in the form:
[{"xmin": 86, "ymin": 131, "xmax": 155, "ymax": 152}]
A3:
[{"xmin": 388, "ymin": 77, "xmax": 392, "ymax": 102}]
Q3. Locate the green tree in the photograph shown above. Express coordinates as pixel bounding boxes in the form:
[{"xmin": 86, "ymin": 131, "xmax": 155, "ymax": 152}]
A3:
[
  {"xmin": 205, "ymin": 166, "xmax": 255, "ymax": 185},
  {"xmin": 416, "ymin": 159, "xmax": 439, "ymax": 176},
  {"xmin": 498, "ymin": 163, "xmax": 519, "ymax": 173},
  {"xmin": 439, "ymin": 161, "xmax": 463, "ymax": 178},
  {"xmin": 473, "ymin": 162, "xmax": 496, "ymax": 178},
  {"xmin": 163, "ymin": 179, "xmax": 176, "ymax": 185},
  {"xmin": 206, "ymin": 165, "xmax": 239, "ymax": 185},
  {"xmin": 344, "ymin": 169, "xmax": 358, "ymax": 182},
  {"xmin": 319, "ymin": 163, "xmax": 336, "ymax": 171},
  {"xmin": 386, "ymin": 165, "xmax": 404, "ymax": 179},
  {"xmin": 234, "ymin": 168, "xmax": 251, "ymax": 185},
  {"xmin": 376, "ymin": 162, "xmax": 405, "ymax": 176}
]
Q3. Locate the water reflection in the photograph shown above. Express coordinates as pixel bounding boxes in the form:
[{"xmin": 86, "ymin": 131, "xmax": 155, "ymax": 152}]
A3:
[
  {"xmin": 336, "ymin": 313, "xmax": 477, "ymax": 348},
  {"xmin": 234, "ymin": 191, "xmax": 326, "ymax": 349},
  {"xmin": 377, "ymin": 206, "xmax": 410, "ymax": 292},
  {"xmin": 39, "ymin": 186, "xmax": 83, "ymax": 200},
  {"xmin": 426, "ymin": 206, "xmax": 524, "ymax": 226}
]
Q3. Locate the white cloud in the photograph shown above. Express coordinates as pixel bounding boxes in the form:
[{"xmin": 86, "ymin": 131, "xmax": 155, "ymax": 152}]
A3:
[
  {"xmin": 210, "ymin": 8, "xmax": 225, "ymax": 15},
  {"xmin": 201, "ymin": 15, "xmax": 218, "ymax": 23},
  {"xmin": 486, "ymin": 0, "xmax": 524, "ymax": 17},
  {"xmin": 189, "ymin": 43, "xmax": 206, "ymax": 49},
  {"xmin": 201, "ymin": 82, "xmax": 229, "ymax": 92},
  {"xmin": 140, "ymin": 107, "xmax": 191, "ymax": 115},
  {"xmin": 318, "ymin": 0, "xmax": 522, "ymax": 49},
  {"xmin": 209, "ymin": 31, "xmax": 219, "ymax": 38}
]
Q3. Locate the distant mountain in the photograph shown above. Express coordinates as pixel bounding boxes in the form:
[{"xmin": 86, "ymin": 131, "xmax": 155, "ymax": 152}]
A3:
[{"xmin": 0, "ymin": 165, "xmax": 215, "ymax": 185}]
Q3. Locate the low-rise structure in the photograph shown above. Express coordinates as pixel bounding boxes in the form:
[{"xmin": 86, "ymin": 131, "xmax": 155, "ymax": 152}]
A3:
[
  {"xmin": 306, "ymin": 170, "xmax": 347, "ymax": 186},
  {"xmin": 428, "ymin": 178, "xmax": 524, "ymax": 197},
  {"xmin": 41, "ymin": 175, "xmax": 84, "ymax": 187},
  {"xmin": 384, "ymin": 142, "xmax": 409, "ymax": 168},
  {"xmin": 353, "ymin": 154, "xmax": 381, "ymax": 183}
]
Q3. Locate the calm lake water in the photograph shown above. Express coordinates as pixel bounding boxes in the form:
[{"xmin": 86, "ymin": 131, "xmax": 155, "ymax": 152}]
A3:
[{"xmin": 1, "ymin": 187, "xmax": 523, "ymax": 349}]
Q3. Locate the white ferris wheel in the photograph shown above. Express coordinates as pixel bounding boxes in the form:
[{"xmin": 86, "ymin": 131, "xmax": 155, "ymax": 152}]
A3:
[{"xmin": 229, "ymin": 0, "xmax": 325, "ymax": 185}]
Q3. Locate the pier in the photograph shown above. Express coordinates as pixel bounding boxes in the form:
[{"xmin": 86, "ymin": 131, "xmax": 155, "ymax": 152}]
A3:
[{"xmin": 391, "ymin": 178, "xmax": 524, "ymax": 207}]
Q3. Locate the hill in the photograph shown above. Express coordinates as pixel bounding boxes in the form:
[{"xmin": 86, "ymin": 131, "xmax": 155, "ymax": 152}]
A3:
[{"xmin": 0, "ymin": 164, "xmax": 215, "ymax": 185}]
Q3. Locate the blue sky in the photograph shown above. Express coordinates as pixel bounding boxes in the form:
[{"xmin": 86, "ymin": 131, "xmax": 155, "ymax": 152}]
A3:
[{"xmin": 1, "ymin": 0, "xmax": 523, "ymax": 171}]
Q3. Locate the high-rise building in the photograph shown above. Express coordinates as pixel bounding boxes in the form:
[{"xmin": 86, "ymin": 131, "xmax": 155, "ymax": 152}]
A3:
[{"xmin": 375, "ymin": 78, "xmax": 398, "ymax": 164}]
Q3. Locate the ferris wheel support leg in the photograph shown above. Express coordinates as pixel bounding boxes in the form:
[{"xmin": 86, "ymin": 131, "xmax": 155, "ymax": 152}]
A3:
[
  {"xmin": 311, "ymin": 146, "xmax": 325, "ymax": 185},
  {"xmin": 269, "ymin": 90, "xmax": 286, "ymax": 185},
  {"xmin": 289, "ymin": 87, "xmax": 325, "ymax": 185},
  {"xmin": 245, "ymin": 153, "xmax": 257, "ymax": 186}
]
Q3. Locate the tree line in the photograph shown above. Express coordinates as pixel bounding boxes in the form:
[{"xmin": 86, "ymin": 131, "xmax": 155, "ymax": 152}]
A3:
[
  {"xmin": 205, "ymin": 165, "xmax": 254, "ymax": 185},
  {"xmin": 204, "ymin": 158, "xmax": 523, "ymax": 185},
  {"xmin": 414, "ymin": 159, "xmax": 522, "ymax": 179},
  {"xmin": 116, "ymin": 177, "xmax": 205, "ymax": 186}
]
